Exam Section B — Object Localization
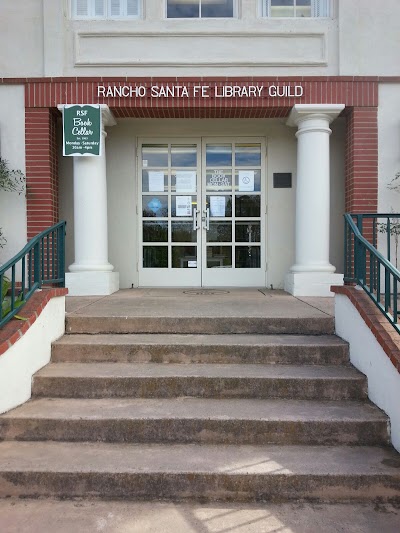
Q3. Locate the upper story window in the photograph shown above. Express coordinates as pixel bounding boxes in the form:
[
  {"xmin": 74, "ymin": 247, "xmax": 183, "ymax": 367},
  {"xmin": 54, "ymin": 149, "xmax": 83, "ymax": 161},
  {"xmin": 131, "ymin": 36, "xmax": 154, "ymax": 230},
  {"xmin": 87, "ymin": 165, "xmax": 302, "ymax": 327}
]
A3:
[
  {"xmin": 167, "ymin": 0, "xmax": 235, "ymax": 18},
  {"xmin": 72, "ymin": 0, "xmax": 140, "ymax": 19},
  {"xmin": 263, "ymin": 0, "xmax": 330, "ymax": 18}
]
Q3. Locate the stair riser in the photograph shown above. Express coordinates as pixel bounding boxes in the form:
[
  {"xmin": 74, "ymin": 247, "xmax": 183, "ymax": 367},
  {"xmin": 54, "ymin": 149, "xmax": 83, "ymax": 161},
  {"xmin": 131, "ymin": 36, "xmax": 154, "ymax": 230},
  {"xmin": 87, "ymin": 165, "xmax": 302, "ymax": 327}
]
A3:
[
  {"xmin": 1, "ymin": 472, "xmax": 399, "ymax": 502},
  {"xmin": 0, "ymin": 420, "xmax": 389, "ymax": 446},
  {"xmin": 65, "ymin": 317, "xmax": 335, "ymax": 336},
  {"xmin": 32, "ymin": 377, "xmax": 367, "ymax": 401},
  {"xmin": 51, "ymin": 345, "xmax": 349, "ymax": 366}
]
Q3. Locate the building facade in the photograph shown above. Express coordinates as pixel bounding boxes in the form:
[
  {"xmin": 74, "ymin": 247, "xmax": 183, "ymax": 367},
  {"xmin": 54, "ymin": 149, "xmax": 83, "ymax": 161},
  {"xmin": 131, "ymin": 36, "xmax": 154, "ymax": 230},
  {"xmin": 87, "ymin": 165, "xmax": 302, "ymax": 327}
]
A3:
[{"xmin": 0, "ymin": 0, "xmax": 399, "ymax": 295}]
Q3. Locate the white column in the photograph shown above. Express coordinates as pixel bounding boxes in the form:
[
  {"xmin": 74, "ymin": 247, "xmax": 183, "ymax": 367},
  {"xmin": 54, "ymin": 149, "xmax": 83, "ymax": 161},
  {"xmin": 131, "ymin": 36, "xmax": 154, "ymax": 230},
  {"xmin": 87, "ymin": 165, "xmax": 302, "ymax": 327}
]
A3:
[
  {"xmin": 61, "ymin": 105, "xmax": 119, "ymax": 296},
  {"xmin": 285, "ymin": 104, "xmax": 345, "ymax": 297}
]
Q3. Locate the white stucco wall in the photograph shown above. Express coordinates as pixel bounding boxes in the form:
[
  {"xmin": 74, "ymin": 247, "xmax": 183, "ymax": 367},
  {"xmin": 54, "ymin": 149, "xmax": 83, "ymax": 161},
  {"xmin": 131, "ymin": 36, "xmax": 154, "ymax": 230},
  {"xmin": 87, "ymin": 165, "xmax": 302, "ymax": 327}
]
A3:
[
  {"xmin": 2, "ymin": 1, "xmax": 400, "ymax": 78},
  {"xmin": 62, "ymin": 0, "xmax": 338, "ymax": 77},
  {"xmin": 377, "ymin": 84, "xmax": 400, "ymax": 266},
  {"xmin": 339, "ymin": 0, "xmax": 400, "ymax": 76},
  {"xmin": 59, "ymin": 117, "xmax": 345, "ymax": 289},
  {"xmin": 335, "ymin": 293, "xmax": 400, "ymax": 452},
  {"xmin": 0, "ymin": 85, "xmax": 27, "ymax": 267},
  {"xmin": 0, "ymin": 0, "xmax": 44, "ymax": 77},
  {"xmin": 378, "ymin": 84, "xmax": 400, "ymax": 214},
  {"xmin": 0, "ymin": 296, "xmax": 66, "ymax": 415}
]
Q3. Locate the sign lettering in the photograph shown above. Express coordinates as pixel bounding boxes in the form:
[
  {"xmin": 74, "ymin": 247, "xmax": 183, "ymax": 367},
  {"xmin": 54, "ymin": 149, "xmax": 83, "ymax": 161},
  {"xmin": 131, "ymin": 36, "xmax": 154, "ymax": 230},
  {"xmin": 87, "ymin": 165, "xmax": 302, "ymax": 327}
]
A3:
[{"xmin": 63, "ymin": 104, "xmax": 101, "ymax": 157}]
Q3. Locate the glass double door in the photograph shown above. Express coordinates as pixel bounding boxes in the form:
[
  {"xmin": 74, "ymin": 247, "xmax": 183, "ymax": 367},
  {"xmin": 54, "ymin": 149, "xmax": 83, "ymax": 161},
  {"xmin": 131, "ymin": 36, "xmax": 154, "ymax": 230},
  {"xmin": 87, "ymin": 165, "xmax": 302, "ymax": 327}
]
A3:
[{"xmin": 138, "ymin": 138, "xmax": 266, "ymax": 287}]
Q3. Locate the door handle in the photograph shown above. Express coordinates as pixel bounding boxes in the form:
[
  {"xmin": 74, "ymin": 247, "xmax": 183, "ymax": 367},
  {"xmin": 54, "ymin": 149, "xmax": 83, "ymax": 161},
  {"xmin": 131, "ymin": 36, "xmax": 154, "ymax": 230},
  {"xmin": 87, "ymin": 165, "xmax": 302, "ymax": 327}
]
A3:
[
  {"xmin": 193, "ymin": 208, "xmax": 200, "ymax": 230},
  {"xmin": 203, "ymin": 208, "xmax": 210, "ymax": 230}
]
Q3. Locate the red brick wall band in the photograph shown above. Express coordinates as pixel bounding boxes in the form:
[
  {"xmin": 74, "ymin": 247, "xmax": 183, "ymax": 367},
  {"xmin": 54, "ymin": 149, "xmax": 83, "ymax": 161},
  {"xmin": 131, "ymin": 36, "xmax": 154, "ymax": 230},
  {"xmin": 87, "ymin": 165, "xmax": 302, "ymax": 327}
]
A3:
[
  {"xmin": 18, "ymin": 77, "xmax": 380, "ymax": 241},
  {"xmin": 345, "ymin": 107, "xmax": 378, "ymax": 214},
  {"xmin": 25, "ymin": 108, "xmax": 59, "ymax": 239}
]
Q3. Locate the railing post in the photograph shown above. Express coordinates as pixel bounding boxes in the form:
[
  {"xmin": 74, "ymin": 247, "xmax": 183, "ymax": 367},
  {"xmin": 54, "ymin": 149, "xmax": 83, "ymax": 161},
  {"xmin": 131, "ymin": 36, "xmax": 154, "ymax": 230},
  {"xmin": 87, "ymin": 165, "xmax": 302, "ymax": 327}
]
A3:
[
  {"xmin": 34, "ymin": 241, "xmax": 41, "ymax": 288},
  {"xmin": 59, "ymin": 223, "xmax": 66, "ymax": 288}
]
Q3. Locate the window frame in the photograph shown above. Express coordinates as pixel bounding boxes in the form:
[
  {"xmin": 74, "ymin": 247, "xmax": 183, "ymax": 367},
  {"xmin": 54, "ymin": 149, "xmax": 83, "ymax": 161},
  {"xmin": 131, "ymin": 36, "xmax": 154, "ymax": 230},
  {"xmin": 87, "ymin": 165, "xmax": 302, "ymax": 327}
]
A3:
[
  {"xmin": 262, "ymin": 0, "xmax": 331, "ymax": 18},
  {"xmin": 72, "ymin": 0, "xmax": 141, "ymax": 20},
  {"xmin": 165, "ymin": 0, "xmax": 238, "ymax": 20}
]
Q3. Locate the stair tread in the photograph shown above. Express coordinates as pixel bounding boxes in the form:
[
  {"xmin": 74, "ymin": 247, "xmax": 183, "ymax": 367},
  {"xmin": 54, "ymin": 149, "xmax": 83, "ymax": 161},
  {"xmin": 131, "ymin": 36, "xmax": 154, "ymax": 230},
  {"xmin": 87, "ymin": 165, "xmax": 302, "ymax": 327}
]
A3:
[
  {"xmin": 36, "ymin": 362, "xmax": 362, "ymax": 380},
  {"xmin": 55, "ymin": 333, "xmax": 347, "ymax": 346},
  {"xmin": 2, "ymin": 397, "xmax": 386, "ymax": 421},
  {"xmin": 0, "ymin": 441, "xmax": 398, "ymax": 475}
]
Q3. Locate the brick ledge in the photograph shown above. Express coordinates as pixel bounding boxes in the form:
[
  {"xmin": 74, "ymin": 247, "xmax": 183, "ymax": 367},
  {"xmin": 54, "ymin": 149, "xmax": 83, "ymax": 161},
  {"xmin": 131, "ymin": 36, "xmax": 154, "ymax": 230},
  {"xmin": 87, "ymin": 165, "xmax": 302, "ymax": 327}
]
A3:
[
  {"xmin": 331, "ymin": 285, "xmax": 400, "ymax": 373},
  {"xmin": 0, "ymin": 288, "xmax": 68, "ymax": 357}
]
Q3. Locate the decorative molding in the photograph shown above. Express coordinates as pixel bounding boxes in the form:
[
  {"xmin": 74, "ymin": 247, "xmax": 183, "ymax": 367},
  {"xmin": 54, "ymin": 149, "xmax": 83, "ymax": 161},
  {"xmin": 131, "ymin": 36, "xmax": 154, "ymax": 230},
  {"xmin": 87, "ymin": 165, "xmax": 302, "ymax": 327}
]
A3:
[{"xmin": 74, "ymin": 31, "xmax": 327, "ymax": 67}]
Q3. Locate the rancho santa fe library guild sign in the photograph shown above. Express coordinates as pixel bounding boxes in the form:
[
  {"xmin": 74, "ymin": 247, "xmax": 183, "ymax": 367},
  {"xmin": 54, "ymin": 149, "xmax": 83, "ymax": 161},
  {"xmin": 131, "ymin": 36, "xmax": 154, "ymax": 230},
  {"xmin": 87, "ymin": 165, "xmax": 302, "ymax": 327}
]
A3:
[{"xmin": 97, "ymin": 83, "xmax": 304, "ymax": 99}]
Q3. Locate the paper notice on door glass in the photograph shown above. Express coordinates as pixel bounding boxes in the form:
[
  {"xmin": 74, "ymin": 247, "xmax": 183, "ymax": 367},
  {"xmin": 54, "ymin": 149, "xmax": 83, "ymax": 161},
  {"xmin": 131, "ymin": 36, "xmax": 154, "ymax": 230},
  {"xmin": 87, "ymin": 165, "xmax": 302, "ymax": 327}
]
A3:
[
  {"xmin": 148, "ymin": 171, "xmax": 165, "ymax": 192},
  {"xmin": 176, "ymin": 196, "xmax": 192, "ymax": 217},
  {"xmin": 176, "ymin": 171, "xmax": 196, "ymax": 193},
  {"xmin": 210, "ymin": 196, "xmax": 226, "ymax": 217},
  {"xmin": 238, "ymin": 170, "xmax": 255, "ymax": 192}
]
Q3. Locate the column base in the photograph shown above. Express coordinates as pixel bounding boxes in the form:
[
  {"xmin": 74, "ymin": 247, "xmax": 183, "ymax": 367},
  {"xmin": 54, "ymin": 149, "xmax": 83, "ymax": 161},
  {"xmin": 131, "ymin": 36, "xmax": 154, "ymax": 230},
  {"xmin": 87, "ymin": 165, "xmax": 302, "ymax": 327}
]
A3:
[
  {"xmin": 65, "ymin": 272, "xmax": 120, "ymax": 296},
  {"xmin": 284, "ymin": 271, "xmax": 344, "ymax": 297}
]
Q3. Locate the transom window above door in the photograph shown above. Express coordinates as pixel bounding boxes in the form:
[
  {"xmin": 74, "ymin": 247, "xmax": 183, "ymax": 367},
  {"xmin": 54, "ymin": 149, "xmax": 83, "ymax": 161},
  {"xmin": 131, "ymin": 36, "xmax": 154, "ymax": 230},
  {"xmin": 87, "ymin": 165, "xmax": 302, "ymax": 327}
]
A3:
[
  {"xmin": 263, "ymin": 0, "xmax": 330, "ymax": 18},
  {"xmin": 167, "ymin": 0, "xmax": 235, "ymax": 18},
  {"xmin": 72, "ymin": 0, "xmax": 140, "ymax": 19}
]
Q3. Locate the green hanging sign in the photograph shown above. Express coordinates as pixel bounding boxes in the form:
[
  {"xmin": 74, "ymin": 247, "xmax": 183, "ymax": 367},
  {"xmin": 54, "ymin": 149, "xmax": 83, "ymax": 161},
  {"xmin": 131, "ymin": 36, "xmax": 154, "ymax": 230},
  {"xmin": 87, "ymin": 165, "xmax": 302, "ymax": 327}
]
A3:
[{"xmin": 63, "ymin": 104, "xmax": 102, "ymax": 156}]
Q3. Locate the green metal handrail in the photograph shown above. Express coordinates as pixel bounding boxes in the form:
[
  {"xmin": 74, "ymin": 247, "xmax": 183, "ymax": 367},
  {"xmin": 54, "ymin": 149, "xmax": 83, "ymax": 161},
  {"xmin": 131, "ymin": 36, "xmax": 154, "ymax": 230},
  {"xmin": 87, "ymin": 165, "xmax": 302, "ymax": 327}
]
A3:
[
  {"xmin": 0, "ymin": 221, "xmax": 66, "ymax": 328},
  {"xmin": 344, "ymin": 213, "xmax": 400, "ymax": 333}
]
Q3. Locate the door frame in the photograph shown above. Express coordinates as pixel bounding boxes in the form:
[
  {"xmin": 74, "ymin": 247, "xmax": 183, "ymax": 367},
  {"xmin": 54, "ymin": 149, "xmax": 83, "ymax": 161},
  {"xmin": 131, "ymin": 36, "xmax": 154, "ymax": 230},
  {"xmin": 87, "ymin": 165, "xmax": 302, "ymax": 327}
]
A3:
[{"xmin": 137, "ymin": 136, "xmax": 268, "ymax": 287}]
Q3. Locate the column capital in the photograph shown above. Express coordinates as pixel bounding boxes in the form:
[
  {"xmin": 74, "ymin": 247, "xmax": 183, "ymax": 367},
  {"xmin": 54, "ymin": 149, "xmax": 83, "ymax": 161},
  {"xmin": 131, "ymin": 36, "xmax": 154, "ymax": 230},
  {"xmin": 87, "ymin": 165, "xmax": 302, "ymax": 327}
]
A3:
[{"xmin": 287, "ymin": 104, "xmax": 345, "ymax": 127}]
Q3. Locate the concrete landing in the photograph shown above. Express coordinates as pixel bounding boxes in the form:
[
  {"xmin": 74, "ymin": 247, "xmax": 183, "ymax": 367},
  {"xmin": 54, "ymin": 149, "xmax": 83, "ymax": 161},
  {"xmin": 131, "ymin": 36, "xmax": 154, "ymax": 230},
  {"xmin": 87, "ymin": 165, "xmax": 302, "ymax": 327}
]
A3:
[
  {"xmin": 1, "ymin": 500, "xmax": 400, "ymax": 533},
  {"xmin": 65, "ymin": 289, "xmax": 336, "ymax": 335},
  {"xmin": 66, "ymin": 288, "xmax": 335, "ymax": 318}
]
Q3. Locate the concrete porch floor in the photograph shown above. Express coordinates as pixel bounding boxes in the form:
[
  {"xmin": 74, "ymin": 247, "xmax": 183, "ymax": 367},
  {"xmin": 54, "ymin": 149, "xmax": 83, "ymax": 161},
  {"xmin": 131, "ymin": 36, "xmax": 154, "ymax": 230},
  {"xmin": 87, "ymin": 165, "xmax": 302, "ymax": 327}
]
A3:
[{"xmin": 66, "ymin": 288, "xmax": 335, "ymax": 319}]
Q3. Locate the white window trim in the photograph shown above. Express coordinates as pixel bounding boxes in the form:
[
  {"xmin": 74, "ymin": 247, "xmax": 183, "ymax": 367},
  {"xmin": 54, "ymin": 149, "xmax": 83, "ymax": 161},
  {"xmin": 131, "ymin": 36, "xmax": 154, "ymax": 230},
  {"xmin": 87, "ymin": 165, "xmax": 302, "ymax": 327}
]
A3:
[
  {"xmin": 262, "ymin": 0, "xmax": 332, "ymax": 18},
  {"xmin": 165, "ymin": 0, "xmax": 238, "ymax": 20},
  {"xmin": 72, "ymin": 0, "xmax": 141, "ymax": 20}
]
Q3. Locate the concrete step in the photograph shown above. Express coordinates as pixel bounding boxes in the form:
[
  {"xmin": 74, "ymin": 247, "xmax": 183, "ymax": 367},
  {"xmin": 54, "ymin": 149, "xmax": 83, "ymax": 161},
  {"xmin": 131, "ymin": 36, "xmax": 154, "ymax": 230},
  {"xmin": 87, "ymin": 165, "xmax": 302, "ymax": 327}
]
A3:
[
  {"xmin": 52, "ymin": 334, "xmax": 349, "ymax": 365},
  {"xmin": 65, "ymin": 315, "xmax": 335, "ymax": 335},
  {"xmin": 32, "ymin": 363, "xmax": 367, "ymax": 401},
  {"xmin": 0, "ymin": 398, "xmax": 389, "ymax": 446},
  {"xmin": 0, "ymin": 441, "xmax": 399, "ymax": 502}
]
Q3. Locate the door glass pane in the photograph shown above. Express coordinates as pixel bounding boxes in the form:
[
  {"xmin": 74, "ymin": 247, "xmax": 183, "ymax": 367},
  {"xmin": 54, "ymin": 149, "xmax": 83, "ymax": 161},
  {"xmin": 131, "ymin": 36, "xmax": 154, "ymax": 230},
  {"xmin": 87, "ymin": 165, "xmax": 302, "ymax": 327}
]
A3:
[
  {"xmin": 206, "ymin": 169, "xmax": 232, "ymax": 191},
  {"xmin": 143, "ymin": 221, "xmax": 168, "ymax": 242},
  {"xmin": 202, "ymin": 0, "xmax": 234, "ymax": 17},
  {"xmin": 207, "ymin": 222, "xmax": 232, "ymax": 242},
  {"xmin": 142, "ymin": 170, "xmax": 168, "ymax": 193},
  {"xmin": 172, "ymin": 222, "xmax": 197, "ymax": 242},
  {"xmin": 172, "ymin": 246, "xmax": 197, "ymax": 268},
  {"xmin": 207, "ymin": 195, "xmax": 232, "ymax": 217},
  {"xmin": 143, "ymin": 246, "xmax": 168, "ymax": 268},
  {"xmin": 235, "ymin": 246, "xmax": 261, "ymax": 268},
  {"xmin": 207, "ymin": 246, "xmax": 232, "ymax": 268},
  {"xmin": 172, "ymin": 171, "xmax": 197, "ymax": 193},
  {"xmin": 142, "ymin": 145, "xmax": 168, "ymax": 167},
  {"xmin": 171, "ymin": 145, "xmax": 197, "ymax": 167},
  {"xmin": 206, "ymin": 144, "xmax": 232, "ymax": 166},
  {"xmin": 235, "ymin": 221, "xmax": 261, "ymax": 243},
  {"xmin": 143, "ymin": 196, "xmax": 168, "ymax": 217},
  {"xmin": 171, "ymin": 196, "xmax": 197, "ymax": 217},
  {"xmin": 234, "ymin": 170, "xmax": 261, "ymax": 192},
  {"xmin": 235, "ymin": 144, "xmax": 261, "ymax": 166},
  {"xmin": 235, "ymin": 195, "xmax": 260, "ymax": 217}
]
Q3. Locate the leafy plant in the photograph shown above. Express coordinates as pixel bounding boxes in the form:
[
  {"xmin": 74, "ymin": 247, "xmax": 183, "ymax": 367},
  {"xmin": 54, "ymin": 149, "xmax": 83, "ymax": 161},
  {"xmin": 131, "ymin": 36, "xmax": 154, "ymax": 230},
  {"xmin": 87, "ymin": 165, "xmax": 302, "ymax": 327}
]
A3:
[
  {"xmin": 1, "ymin": 275, "xmax": 25, "ymax": 320},
  {"xmin": 0, "ymin": 158, "xmax": 26, "ymax": 249}
]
